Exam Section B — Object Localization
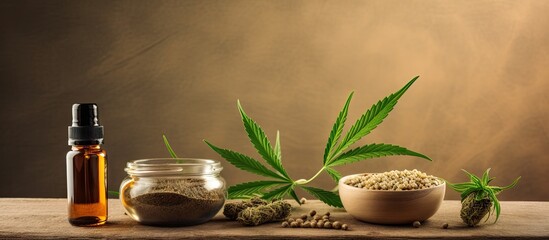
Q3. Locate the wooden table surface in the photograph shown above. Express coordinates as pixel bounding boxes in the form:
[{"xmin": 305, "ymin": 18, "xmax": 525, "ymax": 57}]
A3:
[{"xmin": 0, "ymin": 198, "xmax": 547, "ymax": 239}]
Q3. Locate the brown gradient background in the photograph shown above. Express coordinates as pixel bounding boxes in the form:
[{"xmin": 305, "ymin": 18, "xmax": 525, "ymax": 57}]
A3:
[{"xmin": 1, "ymin": 0, "xmax": 548, "ymax": 200}]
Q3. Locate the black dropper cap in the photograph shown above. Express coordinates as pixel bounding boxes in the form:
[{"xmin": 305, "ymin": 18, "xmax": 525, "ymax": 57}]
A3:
[{"xmin": 68, "ymin": 103, "xmax": 104, "ymax": 145}]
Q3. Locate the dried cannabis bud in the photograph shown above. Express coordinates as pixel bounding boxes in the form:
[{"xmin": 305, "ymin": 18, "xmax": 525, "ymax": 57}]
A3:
[
  {"xmin": 223, "ymin": 197, "xmax": 268, "ymax": 220},
  {"xmin": 460, "ymin": 192, "xmax": 492, "ymax": 227},
  {"xmin": 447, "ymin": 168, "xmax": 520, "ymax": 227},
  {"xmin": 237, "ymin": 200, "xmax": 292, "ymax": 226}
]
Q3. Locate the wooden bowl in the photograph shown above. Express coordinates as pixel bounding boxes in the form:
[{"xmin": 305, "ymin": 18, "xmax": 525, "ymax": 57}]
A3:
[{"xmin": 338, "ymin": 173, "xmax": 445, "ymax": 225}]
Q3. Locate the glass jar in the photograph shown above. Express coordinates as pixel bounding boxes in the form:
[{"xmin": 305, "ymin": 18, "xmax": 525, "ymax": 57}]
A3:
[{"xmin": 120, "ymin": 158, "xmax": 226, "ymax": 226}]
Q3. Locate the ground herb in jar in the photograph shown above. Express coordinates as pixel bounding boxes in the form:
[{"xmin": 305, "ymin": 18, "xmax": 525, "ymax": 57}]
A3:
[{"xmin": 128, "ymin": 178, "xmax": 224, "ymax": 226}]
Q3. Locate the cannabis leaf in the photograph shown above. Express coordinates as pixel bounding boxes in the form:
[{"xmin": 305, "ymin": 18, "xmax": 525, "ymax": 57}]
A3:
[
  {"xmin": 328, "ymin": 143, "xmax": 431, "ymax": 167},
  {"xmin": 301, "ymin": 186, "xmax": 343, "ymax": 208},
  {"xmin": 203, "ymin": 102, "xmax": 298, "ymax": 203},
  {"xmin": 288, "ymin": 189, "xmax": 301, "ymax": 204},
  {"xmin": 326, "ymin": 76, "xmax": 419, "ymax": 165},
  {"xmin": 274, "ymin": 131, "xmax": 282, "ymax": 162},
  {"xmin": 262, "ymin": 184, "xmax": 295, "ymax": 200},
  {"xmin": 237, "ymin": 100, "xmax": 290, "ymax": 180},
  {"xmin": 228, "ymin": 180, "xmax": 287, "ymax": 199},
  {"xmin": 187, "ymin": 76, "xmax": 431, "ymax": 207},
  {"xmin": 323, "ymin": 92, "xmax": 353, "ymax": 164},
  {"xmin": 325, "ymin": 167, "xmax": 342, "ymax": 182},
  {"xmin": 205, "ymin": 141, "xmax": 288, "ymax": 181}
]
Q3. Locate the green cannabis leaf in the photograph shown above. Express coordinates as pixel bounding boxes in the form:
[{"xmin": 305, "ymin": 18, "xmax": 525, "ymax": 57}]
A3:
[
  {"xmin": 325, "ymin": 76, "xmax": 420, "ymax": 164},
  {"xmin": 237, "ymin": 101, "xmax": 290, "ymax": 180},
  {"xmin": 228, "ymin": 180, "xmax": 288, "ymax": 199},
  {"xmin": 325, "ymin": 167, "xmax": 342, "ymax": 182},
  {"xmin": 205, "ymin": 141, "xmax": 289, "ymax": 181},
  {"xmin": 301, "ymin": 186, "xmax": 343, "ymax": 208},
  {"xmin": 166, "ymin": 76, "xmax": 431, "ymax": 207},
  {"xmin": 323, "ymin": 92, "xmax": 353, "ymax": 165},
  {"xmin": 327, "ymin": 143, "xmax": 431, "ymax": 167},
  {"xmin": 162, "ymin": 134, "xmax": 179, "ymax": 158},
  {"xmin": 262, "ymin": 184, "xmax": 295, "ymax": 200}
]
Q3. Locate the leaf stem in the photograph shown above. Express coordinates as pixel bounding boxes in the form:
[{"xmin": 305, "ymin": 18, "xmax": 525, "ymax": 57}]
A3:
[{"xmin": 295, "ymin": 167, "xmax": 326, "ymax": 185}]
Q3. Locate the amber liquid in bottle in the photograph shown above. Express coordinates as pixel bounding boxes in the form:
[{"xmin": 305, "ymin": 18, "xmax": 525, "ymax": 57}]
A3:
[
  {"xmin": 67, "ymin": 103, "xmax": 107, "ymax": 226},
  {"xmin": 67, "ymin": 145, "xmax": 108, "ymax": 226}
]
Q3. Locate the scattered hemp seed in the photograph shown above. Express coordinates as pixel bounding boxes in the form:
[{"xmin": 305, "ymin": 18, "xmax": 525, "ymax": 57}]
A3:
[
  {"xmin": 413, "ymin": 221, "xmax": 421, "ymax": 228},
  {"xmin": 284, "ymin": 210, "xmax": 351, "ymax": 231},
  {"xmin": 442, "ymin": 223, "xmax": 449, "ymax": 229},
  {"xmin": 332, "ymin": 221, "xmax": 342, "ymax": 229},
  {"xmin": 300, "ymin": 197, "xmax": 307, "ymax": 204},
  {"xmin": 317, "ymin": 221, "xmax": 324, "ymax": 228}
]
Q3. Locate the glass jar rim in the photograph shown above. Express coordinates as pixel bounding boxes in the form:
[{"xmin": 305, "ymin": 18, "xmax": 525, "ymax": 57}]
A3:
[{"xmin": 125, "ymin": 158, "xmax": 223, "ymax": 177}]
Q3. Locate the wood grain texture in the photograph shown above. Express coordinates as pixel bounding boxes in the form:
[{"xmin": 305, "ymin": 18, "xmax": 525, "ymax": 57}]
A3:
[{"xmin": 0, "ymin": 199, "xmax": 547, "ymax": 239}]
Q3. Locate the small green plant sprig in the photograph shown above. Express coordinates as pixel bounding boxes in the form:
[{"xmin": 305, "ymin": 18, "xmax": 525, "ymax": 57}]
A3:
[
  {"xmin": 164, "ymin": 76, "xmax": 431, "ymax": 207},
  {"xmin": 447, "ymin": 168, "xmax": 520, "ymax": 226}
]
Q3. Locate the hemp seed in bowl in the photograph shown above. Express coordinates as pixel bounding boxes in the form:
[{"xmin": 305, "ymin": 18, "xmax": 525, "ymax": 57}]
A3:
[{"xmin": 344, "ymin": 169, "xmax": 442, "ymax": 190}]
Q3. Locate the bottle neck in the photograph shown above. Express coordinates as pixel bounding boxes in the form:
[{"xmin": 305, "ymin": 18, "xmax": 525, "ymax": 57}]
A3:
[{"xmin": 71, "ymin": 144, "xmax": 102, "ymax": 150}]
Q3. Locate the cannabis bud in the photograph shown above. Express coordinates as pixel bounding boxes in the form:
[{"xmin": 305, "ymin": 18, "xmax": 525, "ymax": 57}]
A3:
[
  {"xmin": 460, "ymin": 193, "xmax": 492, "ymax": 227},
  {"xmin": 237, "ymin": 200, "xmax": 292, "ymax": 226},
  {"xmin": 223, "ymin": 197, "xmax": 268, "ymax": 220},
  {"xmin": 447, "ymin": 168, "xmax": 520, "ymax": 227}
]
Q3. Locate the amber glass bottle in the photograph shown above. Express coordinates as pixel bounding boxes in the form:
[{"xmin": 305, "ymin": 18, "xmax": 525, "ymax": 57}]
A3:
[{"xmin": 66, "ymin": 103, "xmax": 108, "ymax": 226}]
